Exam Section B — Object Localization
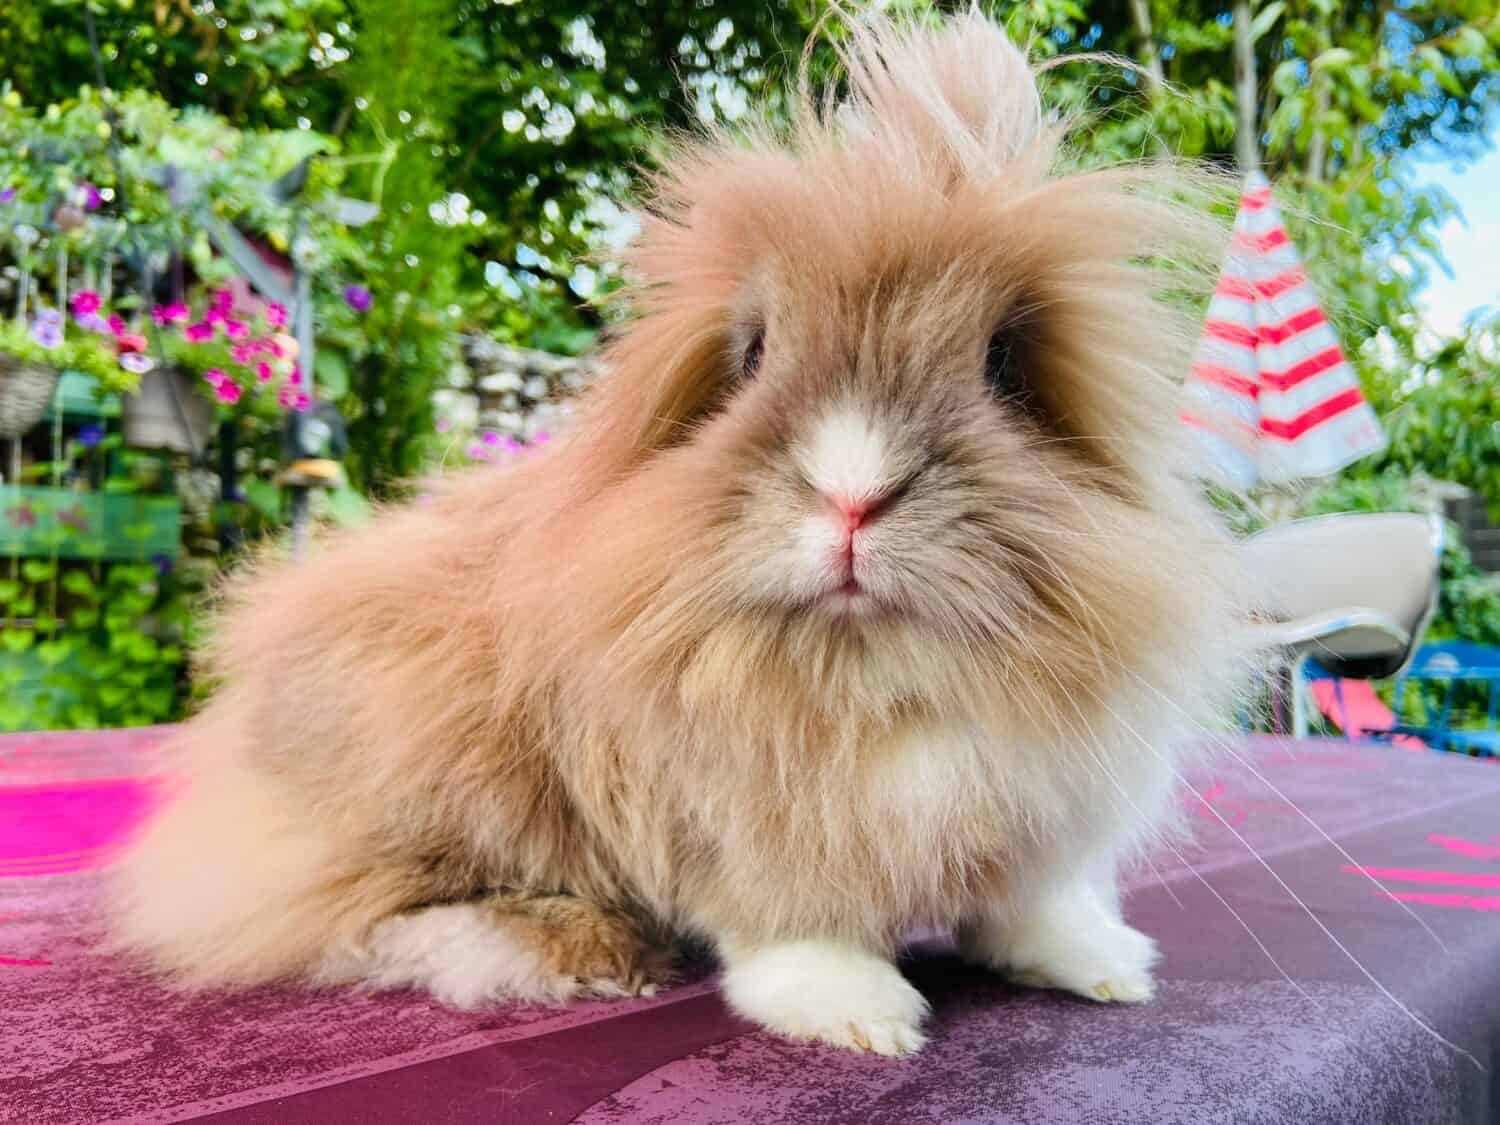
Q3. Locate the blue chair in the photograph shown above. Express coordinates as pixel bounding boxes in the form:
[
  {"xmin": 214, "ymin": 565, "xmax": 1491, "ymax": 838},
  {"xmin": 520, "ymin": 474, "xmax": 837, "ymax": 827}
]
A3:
[{"xmin": 1388, "ymin": 641, "xmax": 1500, "ymax": 758}]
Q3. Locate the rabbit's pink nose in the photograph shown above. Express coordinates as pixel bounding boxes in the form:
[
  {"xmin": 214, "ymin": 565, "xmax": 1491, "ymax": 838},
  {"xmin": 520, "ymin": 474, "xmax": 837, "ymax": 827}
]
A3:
[{"xmin": 824, "ymin": 492, "xmax": 888, "ymax": 534}]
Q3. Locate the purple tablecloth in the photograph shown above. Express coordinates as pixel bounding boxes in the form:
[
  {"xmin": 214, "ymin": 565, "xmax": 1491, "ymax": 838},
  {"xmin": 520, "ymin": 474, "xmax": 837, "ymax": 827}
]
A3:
[{"xmin": 3, "ymin": 729, "xmax": 1499, "ymax": 1124}]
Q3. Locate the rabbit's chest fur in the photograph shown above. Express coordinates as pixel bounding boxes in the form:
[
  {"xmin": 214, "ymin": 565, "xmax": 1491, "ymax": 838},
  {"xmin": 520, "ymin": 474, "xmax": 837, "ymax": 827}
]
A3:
[{"xmin": 623, "ymin": 711, "xmax": 1173, "ymax": 945}]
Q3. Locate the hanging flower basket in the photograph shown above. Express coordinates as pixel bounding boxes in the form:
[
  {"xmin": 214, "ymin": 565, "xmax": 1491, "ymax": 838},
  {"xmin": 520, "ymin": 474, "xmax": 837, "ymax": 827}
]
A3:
[
  {"xmin": 121, "ymin": 365, "xmax": 216, "ymax": 454},
  {"xmin": 0, "ymin": 350, "xmax": 60, "ymax": 440}
]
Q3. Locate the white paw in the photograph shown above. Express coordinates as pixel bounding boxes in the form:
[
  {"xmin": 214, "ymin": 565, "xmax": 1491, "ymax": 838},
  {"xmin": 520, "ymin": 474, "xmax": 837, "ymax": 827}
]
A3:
[
  {"xmin": 962, "ymin": 885, "xmax": 1159, "ymax": 1005},
  {"xmin": 721, "ymin": 940, "xmax": 929, "ymax": 1056}
]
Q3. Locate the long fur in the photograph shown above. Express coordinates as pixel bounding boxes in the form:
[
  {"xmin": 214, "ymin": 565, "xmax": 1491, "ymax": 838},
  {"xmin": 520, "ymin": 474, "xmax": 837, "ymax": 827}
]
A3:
[{"xmin": 110, "ymin": 10, "xmax": 1242, "ymax": 991}]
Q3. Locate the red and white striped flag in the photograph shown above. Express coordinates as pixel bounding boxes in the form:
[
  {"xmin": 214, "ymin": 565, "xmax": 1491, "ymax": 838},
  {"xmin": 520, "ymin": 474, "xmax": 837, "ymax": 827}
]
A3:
[{"xmin": 1180, "ymin": 172, "xmax": 1385, "ymax": 490}]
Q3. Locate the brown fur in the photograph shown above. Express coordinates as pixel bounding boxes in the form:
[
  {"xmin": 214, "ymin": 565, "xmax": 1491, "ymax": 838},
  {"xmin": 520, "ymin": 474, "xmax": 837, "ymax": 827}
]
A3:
[{"xmin": 109, "ymin": 11, "xmax": 1240, "ymax": 998}]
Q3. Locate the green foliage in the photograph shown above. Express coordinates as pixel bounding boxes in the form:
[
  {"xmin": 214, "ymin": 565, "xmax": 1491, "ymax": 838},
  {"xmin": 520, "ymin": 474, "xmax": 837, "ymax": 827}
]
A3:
[
  {"xmin": 0, "ymin": 316, "xmax": 136, "ymax": 393},
  {"xmin": 0, "ymin": 554, "xmax": 193, "ymax": 730},
  {"xmin": 1357, "ymin": 319, "xmax": 1500, "ymax": 521}
]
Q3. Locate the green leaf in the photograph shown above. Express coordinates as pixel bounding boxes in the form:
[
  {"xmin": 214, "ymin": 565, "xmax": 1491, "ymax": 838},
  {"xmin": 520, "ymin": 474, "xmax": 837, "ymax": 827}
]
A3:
[
  {"xmin": 36, "ymin": 638, "xmax": 74, "ymax": 667},
  {"xmin": 242, "ymin": 479, "xmax": 283, "ymax": 522},
  {"xmin": 1249, "ymin": 1, "xmax": 1285, "ymax": 42},
  {"xmin": 69, "ymin": 607, "xmax": 100, "ymax": 629},
  {"xmin": 60, "ymin": 570, "xmax": 98, "ymax": 598},
  {"xmin": 21, "ymin": 559, "xmax": 55, "ymax": 584},
  {"xmin": 314, "ymin": 350, "xmax": 351, "ymax": 399},
  {"xmin": 0, "ymin": 580, "xmax": 20, "ymax": 604},
  {"xmin": 1312, "ymin": 47, "xmax": 1355, "ymax": 73},
  {"xmin": 1, "ymin": 630, "xmax": 35, "ymax": 654}
]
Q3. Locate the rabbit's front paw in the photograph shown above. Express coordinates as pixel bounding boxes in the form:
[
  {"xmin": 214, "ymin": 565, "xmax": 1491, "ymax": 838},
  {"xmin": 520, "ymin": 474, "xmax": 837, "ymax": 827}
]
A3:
[
  {"xmin": 961, "ymin": 882, "xmax": 1159, "ymax": 1004},
  {"xmin": 721, "ymin": 940, "xmax": 929, "ymax": 1056}
]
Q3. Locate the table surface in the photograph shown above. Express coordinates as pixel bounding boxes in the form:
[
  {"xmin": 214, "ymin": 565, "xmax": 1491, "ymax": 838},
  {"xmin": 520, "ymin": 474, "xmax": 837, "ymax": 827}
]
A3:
[{"xmin": 3, "ymin": 728, "xmax": 1499, "ymax": 1125}]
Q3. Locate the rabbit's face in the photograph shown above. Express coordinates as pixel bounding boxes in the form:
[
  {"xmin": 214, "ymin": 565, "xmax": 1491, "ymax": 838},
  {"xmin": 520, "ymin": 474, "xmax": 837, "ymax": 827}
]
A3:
[{"xmin": 701, "ymin": 252, "xmax": 1109, "ymax": 640}]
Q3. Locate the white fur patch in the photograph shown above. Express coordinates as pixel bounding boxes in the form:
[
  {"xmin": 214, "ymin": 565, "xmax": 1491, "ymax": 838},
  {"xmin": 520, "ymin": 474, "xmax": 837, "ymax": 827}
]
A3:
[
  {"xmin": 318, "ymin": 902, "xmax": 573, "ymax": 1008},
  {"xmin": 721, "ymin": 940, "xmax": 930, "ymax": 1056},
  {"xmin": 797, "ymin": 405, "xmax": 891, "ymax": 503},
  {"xmin": 961, "ymin": 880, "xmax": 1159, "ymax": 1003}
]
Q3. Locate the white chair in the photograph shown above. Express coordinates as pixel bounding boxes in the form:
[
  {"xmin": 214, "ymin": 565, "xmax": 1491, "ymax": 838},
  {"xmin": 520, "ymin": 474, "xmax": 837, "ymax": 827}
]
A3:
[{"xmin": 1240, "ymin": 512, "xmax": 1445, "ymax": 735}]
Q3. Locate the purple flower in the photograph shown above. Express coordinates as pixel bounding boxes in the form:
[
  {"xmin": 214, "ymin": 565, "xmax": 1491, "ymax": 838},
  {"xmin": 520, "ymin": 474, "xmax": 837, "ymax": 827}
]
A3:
[
  {"xmin": 342, "ymin": 284, "xmax": 372, "ymax": 313},
  {"xmin": 0, "ymin": 188, "xmax": 15, "ymax": 204},
  {"xmin": 481, "ymin": 431, "xmax": 501, "ymax": 447},
  {"xmin": 76, "ymin": 312, "xmax": 111, "ymax": 334},
  {"xmin": 77, "ymin": 424, "xmax": 104, "ymax": 449},
  {"xmin": 30, "ymin": 312, "xmax": 63, "ymax": 349},
  {"xmin": 75, "ymin": 182, "xmax": 102, "ymax": 211},
  {"xmin": 151, "ymin": 553, "xmax": 174, "ymax": 576},
  {"xmin": 119, "ymin": 352, "xmax": 154, "ymax": 374},
  {"xmin": 435, "ymin": 417, "xmax": 452, "ymax": 433}
]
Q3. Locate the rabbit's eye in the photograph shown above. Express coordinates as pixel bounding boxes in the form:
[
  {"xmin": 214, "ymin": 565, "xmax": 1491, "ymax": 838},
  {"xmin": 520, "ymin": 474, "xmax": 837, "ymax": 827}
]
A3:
[
  {"xmin": 742, "ymin": 328, "xmax": 766, "ymax": 379},
  {"xmin": 984, "ymin": 329, "xmax": 1017, "ymax": 398}
]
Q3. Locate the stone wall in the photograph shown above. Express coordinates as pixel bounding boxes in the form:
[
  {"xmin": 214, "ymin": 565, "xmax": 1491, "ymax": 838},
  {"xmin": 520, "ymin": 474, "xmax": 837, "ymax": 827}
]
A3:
[{"xmin": 444, "ymin": 335, "xmax": 602, "ymax": 441}]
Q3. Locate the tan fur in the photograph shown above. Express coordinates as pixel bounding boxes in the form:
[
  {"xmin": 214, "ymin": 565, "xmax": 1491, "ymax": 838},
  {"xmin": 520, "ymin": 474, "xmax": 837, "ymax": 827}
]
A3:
[{"xmin": 109, "ymin": 10, "xmax": 1241, "ymax": 1002}]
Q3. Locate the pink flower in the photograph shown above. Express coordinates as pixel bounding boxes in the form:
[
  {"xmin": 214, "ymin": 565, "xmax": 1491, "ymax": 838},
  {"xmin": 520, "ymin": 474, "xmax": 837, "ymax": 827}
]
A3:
[
  {"xmin": 435, "ymin": 418, "xmax": 452, "ymax": 433},
  {"xmin": 210, "ymin": 288, "xmax": 235, "ymax": 312},
  {"xmin": 502, "ymin": 435, "xmax": 524, "ymax": 453},
  {"xmin": 203, "ymin": 367, "xmax": 227, "ymax": 387},
  {"xmin": 293, "ymin": 392, "xmax": 310, "ymax": 412},
  {"xmin": 255, "ymin": 360, "xmax": 274, "ymax": 382},
  {"xmin": 265, "ymin": 303, "xmax": 288, "ymax": 328},
  {"xmin": 288, "ymin": 364, "xmax": 303, "ymax": 387},
  {"xmin": 205, "ymin": 305, "xmax": 226, "ymax": 325},
  {"xmin": 215, "ymin": 380, "xmax": 242, "ymax": 405},
  {"xmin": 70, "ymin": 290, "xmax": 101, "ymax": 317},
  {"xmin": 481, "ymin": 431, "xmax": 501, "ymax": 446},
  {"xmin": 532, "ymin": 431, "xmax": 551, "ymax": 445},
  {"xmin": 277, "ymin": 385, "xmax": 294, "ymax": 408},
  {"xmin": 230, "ymin": 342, "xmax": 255, "ymax": 365},
  {"xmin": 183, "ymin": 322, "xmax": 215, "ymax": 343},
  {"xmin": 223, "ymin": 319, "xmax": 249, "ymax": 340},
  {"xmin": 107, "ymin": 314, "xmax": 127, "ymax": 338},
  {"xmin": 152, "ymin": 303, "xmax": 189, "ymax": 326},
  {"xmin": 466, "ymin": 443, "xmax": 491, "ymax": 461}
]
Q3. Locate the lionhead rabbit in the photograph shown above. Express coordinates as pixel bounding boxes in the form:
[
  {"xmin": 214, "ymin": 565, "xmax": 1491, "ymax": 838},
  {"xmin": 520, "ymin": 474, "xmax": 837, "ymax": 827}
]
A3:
[{"xmin": 111, "ymin": 9, "xmax": 1240, "ymax": 1055}]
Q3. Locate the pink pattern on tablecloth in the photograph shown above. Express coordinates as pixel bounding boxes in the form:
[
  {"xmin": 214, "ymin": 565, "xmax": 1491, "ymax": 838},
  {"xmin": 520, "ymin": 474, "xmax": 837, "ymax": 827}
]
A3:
[{"xmin": 0, "ymin": 777, "xmax": 159, "ymax": 878}]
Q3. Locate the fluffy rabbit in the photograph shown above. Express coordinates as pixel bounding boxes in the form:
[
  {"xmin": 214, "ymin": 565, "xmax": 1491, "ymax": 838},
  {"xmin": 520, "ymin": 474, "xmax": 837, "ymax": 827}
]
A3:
[{"xmin": 111, "ymin": 10, "xmax": 1241, "ymax": 1056}]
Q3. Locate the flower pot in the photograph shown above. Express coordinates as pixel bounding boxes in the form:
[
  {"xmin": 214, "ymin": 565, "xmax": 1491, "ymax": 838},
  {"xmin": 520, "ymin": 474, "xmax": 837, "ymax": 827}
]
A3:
[
  {"xmin": 0, "ymin": 351, "xmax": 60, "ymax": 439},
  {"xmin": 121, "ymin": 366, "xmax": 215, "ymax": 455}
]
